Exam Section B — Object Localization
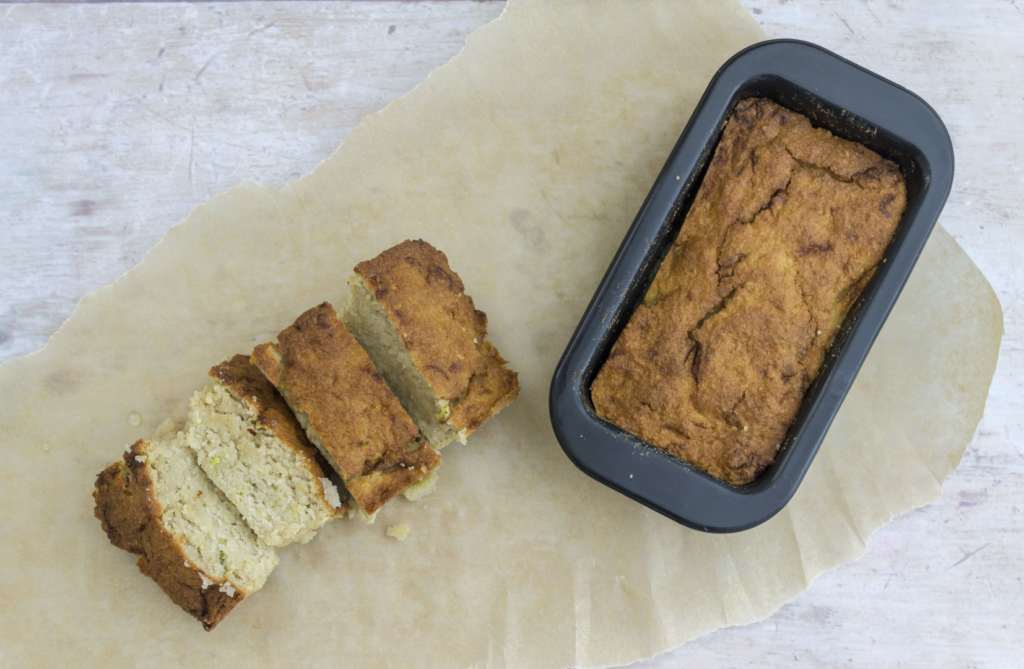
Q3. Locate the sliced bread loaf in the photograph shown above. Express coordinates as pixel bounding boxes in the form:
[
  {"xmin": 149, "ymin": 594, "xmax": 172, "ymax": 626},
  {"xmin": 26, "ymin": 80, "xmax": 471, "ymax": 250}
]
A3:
[
  {"xmin": 345, "ymin": 239, "xmax": 520, "ymax": 449},
  {"xmin": 251, "ymin": 302, "xmax": 440, "ymax": 519},
  {"xmin": 93, "ymin": 421, "xmax": 278, "ymax": 631},
  {"xmin": 187, "ymin": 355, "xmax": 347, "ymax": 547}
]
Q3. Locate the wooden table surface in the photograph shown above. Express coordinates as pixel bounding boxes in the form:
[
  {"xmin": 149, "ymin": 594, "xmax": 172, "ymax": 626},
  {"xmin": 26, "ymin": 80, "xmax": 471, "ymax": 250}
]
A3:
[{"xmin": 1, "ymin": 1, "xmax": 1020, "ymax": 666}]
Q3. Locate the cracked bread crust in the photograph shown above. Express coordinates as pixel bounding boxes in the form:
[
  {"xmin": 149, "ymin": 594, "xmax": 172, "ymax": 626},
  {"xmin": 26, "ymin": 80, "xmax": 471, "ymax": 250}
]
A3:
[
  {"xmin": 209, "ymin": 354, "xmax": 348, "ymax": 520},
  {"xmin": 211, "ymin": 355, "xmax": 325, "ymax": 472},
  {"xmin": 592, "ymin": 97, "xmax": 906, "ymax": 486},
  {"xmin": 251, "ymin": 302, "xmax": 440, "ymax": 514},
  {"xmin": 93, "ymin": 441, "xmax": 242, "ymax": 631},
  {"xmin": 353, "ymin": 239, "xmax": 520, "ymax": 434}
]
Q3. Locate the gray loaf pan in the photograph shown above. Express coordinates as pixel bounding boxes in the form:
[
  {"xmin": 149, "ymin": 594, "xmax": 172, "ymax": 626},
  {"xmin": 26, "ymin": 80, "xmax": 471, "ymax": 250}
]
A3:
[{"xmin": 548, "ymin": 40, "xmax": 955, "ymax": 533}]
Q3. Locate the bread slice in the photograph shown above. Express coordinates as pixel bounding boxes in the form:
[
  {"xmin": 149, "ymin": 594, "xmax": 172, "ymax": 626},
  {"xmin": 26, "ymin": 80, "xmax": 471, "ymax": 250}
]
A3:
[
  {"xmin": 93, "ymin": 421, "xmax": 278, "ymax": 631},
  {"xmin": 251, "ymin": 302, "xmax": 441, "ymax": 519},
  {"xmin": 344, "ymin": 239, "xmax": 520, "ymax": 449},
  {"xmin": 187, "ymin": 355, "xmax": 347, "ymax": 547}
]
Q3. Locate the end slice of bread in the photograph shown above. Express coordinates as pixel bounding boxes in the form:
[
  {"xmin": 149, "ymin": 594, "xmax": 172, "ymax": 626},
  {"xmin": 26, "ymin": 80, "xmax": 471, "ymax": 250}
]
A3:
[
  {"xmin": 187, "ymin": 355, "xmax": 347, "ymax": 547},
  {"xmin": 251, "ymin": 302, "xmax": 440, "ymax": 518},
  {"xmin": 345, "ymin": 239, "xmax": 520, "ymax": 449},
  {"xmin": 93, "ymin": 422, "xmax": 278, "ymax": 631}
]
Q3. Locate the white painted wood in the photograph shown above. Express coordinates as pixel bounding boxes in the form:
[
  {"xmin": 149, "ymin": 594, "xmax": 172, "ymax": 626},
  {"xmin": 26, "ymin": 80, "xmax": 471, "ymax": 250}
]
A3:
[
  {"xmin": 1, "ymin": 1, "xmax": 1020, "ymax": 666},
  {"xmin": 0, "ymin": 1, "xmax": 505, "ymax": 361}
]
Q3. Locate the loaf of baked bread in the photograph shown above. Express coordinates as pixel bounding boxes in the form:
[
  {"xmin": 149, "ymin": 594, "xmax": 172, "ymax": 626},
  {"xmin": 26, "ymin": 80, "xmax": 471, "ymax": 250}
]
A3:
[
  {"xmin": 187, "ymin": 355, "xmax": 347, "ymax": 547},
  {"xmin": 592, "ymin": 98, "xmax": 906, "ymax": 485},
  {"xmin": 251, "ymin": 302, "xmax": 441, "ymax": 519},
  {"xmin": 93, "ymin": 421, "xmax": 279, "ymax": 630},
  {"xmin": 344, "ymin": 239, "xmax": 520, "ymax": 450}
]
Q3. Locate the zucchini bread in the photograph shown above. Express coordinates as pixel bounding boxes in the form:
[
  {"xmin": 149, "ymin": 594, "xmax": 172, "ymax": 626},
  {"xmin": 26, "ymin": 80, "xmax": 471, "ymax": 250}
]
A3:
[
  {"xmin": 345, "ymin": 239, "xmax": 520, "ymax": 449},
  {"xmin": 251, "ymin": 302, "xmax": 441, "ymax": 519},
  {"xmin": 187, "ymin": 355, "xmax": 347, "ymax": 547},
  {"xmin": 93, "ymin": 421, "xmax": 279, "ymax": 630},
  {"xmin": 591, "ymin": 98, "xmax": 906, "ymax": 485}
]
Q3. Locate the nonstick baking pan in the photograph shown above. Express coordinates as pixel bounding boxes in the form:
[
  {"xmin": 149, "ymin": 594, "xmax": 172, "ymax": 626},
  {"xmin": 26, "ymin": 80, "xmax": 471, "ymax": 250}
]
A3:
[{"xmin": 548, "ymin": 39, "xmax": 954, "ymax": 533}]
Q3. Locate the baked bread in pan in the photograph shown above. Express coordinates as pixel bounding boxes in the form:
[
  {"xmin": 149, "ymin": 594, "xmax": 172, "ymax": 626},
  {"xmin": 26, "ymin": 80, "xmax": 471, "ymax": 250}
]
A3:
[{"xmin": 592, "ymin": 98, "xmax": 906, "ymax": 485}]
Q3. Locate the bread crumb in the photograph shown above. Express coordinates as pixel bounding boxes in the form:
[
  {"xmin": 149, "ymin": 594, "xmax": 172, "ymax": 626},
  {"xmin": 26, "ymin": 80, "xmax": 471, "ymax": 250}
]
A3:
[
  {"xmin": 41, "ymin": 443, "xmax": 50, "ymax": 452},
  {"xmin": 386, "ymin": 524, "xmax": 410, "ymax": 541},
  {"xmin": 320, "ymin": 477, "xmax": 343, "ymax": 509},
  {"xmin": 128, "ymin": 411, "xmax": 142, "ymax": 427}
]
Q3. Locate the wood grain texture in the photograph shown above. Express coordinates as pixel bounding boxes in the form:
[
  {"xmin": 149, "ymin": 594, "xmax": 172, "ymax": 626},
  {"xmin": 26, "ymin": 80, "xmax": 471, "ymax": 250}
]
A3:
[
  {"xmin": 0, "ymin": 1, "xmax": 1019, "ymax": 667},
  {"xmin": 0, "ymin": 1, "xmax": 505, "ymax": 362}
]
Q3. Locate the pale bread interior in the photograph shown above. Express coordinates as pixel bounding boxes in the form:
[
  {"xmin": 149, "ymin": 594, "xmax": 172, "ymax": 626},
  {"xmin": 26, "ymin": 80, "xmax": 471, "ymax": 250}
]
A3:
[
  {"xmin": 343, "ymin": 276, "xmax": 460, "ymax": 449},
  {"xmin": 187, "ymin": 382, "xmax": 343, "ymax": 547},
  {"xmin": 145, "ymin": 421, "xmax": 278, "ymax": 596}
]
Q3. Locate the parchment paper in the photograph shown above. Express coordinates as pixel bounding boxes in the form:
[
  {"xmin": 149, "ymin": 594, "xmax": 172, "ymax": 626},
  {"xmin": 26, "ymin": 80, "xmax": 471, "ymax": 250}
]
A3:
[{"xmin": 0, "ymin": 1, "xmax": 1003, "ymax": 667}]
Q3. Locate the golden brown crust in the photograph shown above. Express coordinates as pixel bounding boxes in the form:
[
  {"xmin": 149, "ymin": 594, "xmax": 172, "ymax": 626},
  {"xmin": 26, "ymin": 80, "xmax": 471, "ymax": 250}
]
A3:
[
  {"xmin": 135, "ymin": 521, "xmax": 240, "ymax": 632},
  {"xmin": 92, "ymin": 440, "xmax": 242, "ymax": 631},
  {"xmin": 343, "ymin": 449, "xmax": 441, "ymax": 512},
  {"xmin": 447, "ymin": 342, "xmax": 520, "ymax": 433},
  {"xmin": 210, "ymin": 354, "xmax": 348, "ymax": 516},
  {"xmin": 94, "ymin": 460, "xmax": 149, "ymax": 554},
  {"xmin": 354, "ymin": 239, "xmax": 520, "ymax": 433},
  {"xmin": 251, "ymin": 303, "xmax": 439, "ymax": 514},
  {"xmin": 592, "ymin": 98, "xmax": 906, "ymax": 486}
]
